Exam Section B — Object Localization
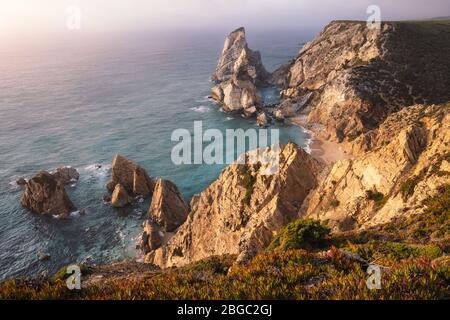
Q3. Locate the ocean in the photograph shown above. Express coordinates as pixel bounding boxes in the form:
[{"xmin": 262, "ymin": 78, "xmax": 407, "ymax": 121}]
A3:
[{"xmin": 0, "ymin": 29, "xmax": 312, "ymax": 280}]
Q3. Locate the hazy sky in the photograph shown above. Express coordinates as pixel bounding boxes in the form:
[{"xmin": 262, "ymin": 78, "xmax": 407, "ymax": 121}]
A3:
[{"xmin": 1, "ymin": 0, "xmax": 449, "ymax": 38}]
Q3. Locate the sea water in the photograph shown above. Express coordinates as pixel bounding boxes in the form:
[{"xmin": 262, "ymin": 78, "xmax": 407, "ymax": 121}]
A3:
[{"xmin": 0, "ymin": 30, "xmax": 311, "ymax": 280}]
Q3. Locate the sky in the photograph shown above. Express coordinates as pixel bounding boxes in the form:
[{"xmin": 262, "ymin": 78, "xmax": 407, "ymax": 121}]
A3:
[{"xmin": 1, "ymin": 0, "xmax": 449, "ymax": 39}]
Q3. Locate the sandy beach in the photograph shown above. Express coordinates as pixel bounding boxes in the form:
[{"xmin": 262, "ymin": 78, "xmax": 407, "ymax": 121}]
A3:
[{"xmin": 290, "ymin": 116, "xmax": 352, "ymax": 165}]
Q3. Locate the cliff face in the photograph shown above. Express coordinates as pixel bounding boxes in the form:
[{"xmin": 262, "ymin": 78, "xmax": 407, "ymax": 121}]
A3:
[
  {"xmin": 211, "ymin": 27, "xmax": 269, "ymax": 115},
  {"xmin": 146, "ymin": 143, "xmax": 323, "ymax": 268},
  {"xmin": 300, "ymin": 103, "xmax": 449, "ymax": 231},
  {"xmin": 141, "ymin": 21, "xmax": 450, "ymax": 269},
  {"xmin": 273, "ymin": 21, "xmax": 450, "ymax": 143}
]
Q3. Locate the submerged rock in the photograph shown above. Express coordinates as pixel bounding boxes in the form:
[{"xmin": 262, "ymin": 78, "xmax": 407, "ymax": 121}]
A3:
[
  {"xmin": 148, "ymin": 179, "xmax": 190, "ymax": 232},
  {"xmin": 21, "ymin": 171, "xmax": 74, "ymax": 217},
  {"xmin": 111, "ymin": 184, "xmax": 130, "ymax": 208},
  {"xmin": 107, "ymin": 155, "xmax": 154, "ymax": 197},
  {"xmin": 16, "ymin": 178, "xmax": 27, "ymax": 187}
]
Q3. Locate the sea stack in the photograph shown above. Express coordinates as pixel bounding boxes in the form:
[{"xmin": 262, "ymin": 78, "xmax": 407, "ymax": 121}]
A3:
[
  {"xmin": 106, "ymin": 154, "xmax": 154, "ymax": 198},
  {"xmin": 21, "ymin": 171, "xmax": 74, "ymax": 216},
  {"xmin": 211, "ymin": 27, "xmax": 269, "ymax": 116}
]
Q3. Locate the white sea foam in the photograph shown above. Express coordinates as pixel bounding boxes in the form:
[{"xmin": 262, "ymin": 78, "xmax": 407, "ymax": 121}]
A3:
[
  {"xmin": 224, "ymin": 117, "xmax": 234, "ymax": 121},
  {"xmin": 84, "ymin": 163, "xmax": 111, "ymax": 178},
  {"xmin": 190, "ymin": 105, "xmax": 210, "ymax": 113},
  {"xmin": 301, "ymin": 126, "xmax": 313, "ymax": 154}
]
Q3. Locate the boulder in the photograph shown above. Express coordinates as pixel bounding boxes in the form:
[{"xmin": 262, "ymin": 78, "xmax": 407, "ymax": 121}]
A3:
[
  {"xmin": 21, "ymin": 171, "xmax": 74, "ymax": 216},
  {"xmin": 111, "ymin": 184, "xmax": 130, "ymax": 208},
  {"xmin": 16, "ymin": 178, "xmax": 27, "ymax": 186},
  {"xmin": 140, "ymin": 220, "xmax": 164, "ymax": 254},
  {"xmin": 51, "ymin": 166, "xmax": 79, "ymax": 185},
  {"xmin": 107, "ymin": 155, "xmax": 153, "ymax": 197},
  {"xmin": 256, "ymin": 112, "xmax": 269, "ymax": 127},
  {"xmin": 148, "ymin": 179, "xmax": 190, "ymax": 232}
]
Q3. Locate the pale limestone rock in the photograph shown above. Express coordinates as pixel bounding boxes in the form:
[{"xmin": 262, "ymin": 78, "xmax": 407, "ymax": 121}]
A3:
[
  {"xmin": 148, "ymin": 179, "xmax": 190, "ymax": 232},
  {"xmin": 111, "ymin": 184, "xmax": 130, "ymax": 208},
  {"xmin": 107, "ymin": 154, "xmax": 153, "ymax": 197},
  {"xmin": 147, "ymin": 143, "xmax": 324, "ymax": 268},
  {"xmin": 300, "ymin": 104, "xmax": 450, "ymax": 231},
  {"xmin": 272, "ymin": 21, "xmax": 450, "ymax": 143}
]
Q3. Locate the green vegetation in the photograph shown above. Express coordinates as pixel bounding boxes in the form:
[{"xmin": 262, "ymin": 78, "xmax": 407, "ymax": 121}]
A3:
[
  {"xmin": 330, "ymin": 199, "xmax": 340, "ymax": 208},
  {"xmin": 401, "ymin": 177, "xmax": 419, "ymax": 200},
  {"xmin": 267, "ymin": 220, "xmax": 331, "ymax": 251},
  {"xmin": 239, "ymin": 165, "xmax": 258, "ymax": 205},
  {"xmin": 366, "ymin": 190, "xmax": 384, "ymax": 202}
]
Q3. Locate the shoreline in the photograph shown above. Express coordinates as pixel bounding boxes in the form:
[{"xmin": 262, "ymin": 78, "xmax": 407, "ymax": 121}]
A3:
[{"xmin": 289, "ymin": 116, "xmax": 352, "ymax": 165}]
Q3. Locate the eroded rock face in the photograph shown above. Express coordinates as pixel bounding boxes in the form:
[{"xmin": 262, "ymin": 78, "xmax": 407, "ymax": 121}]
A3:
[
  {"xmin": 107, "ymin": 155, "xmax": 153, "ymax": 197},
  {"xmin": 212, "ymin": 27, "xmax": 268, "ymax": 85},
  {"xmin": 111, "ymin": 184, "xmax": 130, "ymax": 208},
  {"xmin": 140, "ymin": 220, "xmax": 164, "ymax": 254},
  {"xmin": 21, "ymin": 171, "xmax": 74, "ymax": 216},
  {"xmin": 146, "ymin": 143, "xmax": 324, "ymax": 268},
  {"xmin": 211, "ymin": 27, "xmax": 268, "ymax": 114},
  {"xmin": 273, "ymin": 21, "xmax": 450, "ymax": 143},
  {"xmin": 51, "ymin": 166, "xmax": 79, "ymax": 185},
  {"xmin": 300, "ymin": 104, "xmax": 450, "ymax": 231},
  {"xmin": 148, "ymin": 179, "xmax": 190, "ymax": 232}
]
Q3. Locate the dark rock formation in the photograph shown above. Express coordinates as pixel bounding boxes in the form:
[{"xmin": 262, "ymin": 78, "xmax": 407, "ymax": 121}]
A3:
[
  {"xmin": 21, "ymin": 171, "xmax": 74, "ymax": 216},
  {"xmin": 51, "ymin": 166, "xmax": 79, "ymax": 185}
]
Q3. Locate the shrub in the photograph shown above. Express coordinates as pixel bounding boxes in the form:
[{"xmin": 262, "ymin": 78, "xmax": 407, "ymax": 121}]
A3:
[
  {"xmin": 401, "ymin": 177, "xmax": 419, "ymax": 200},
  {"xmin": 330, "ymin": 199, "xmax": 340, "ymax": 208},
  {"xmin": 267, "ymin": 219, "xmax": 331, "ymax": 251},
  {"xmin": 366, "ymin": 190, "xmax": 384, "ymax": 203}
]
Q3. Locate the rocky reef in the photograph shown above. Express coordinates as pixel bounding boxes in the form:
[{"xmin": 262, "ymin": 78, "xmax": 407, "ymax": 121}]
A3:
[{"xmin": 211, "ymin": 27, "xmax": 269, "ymax": 116}]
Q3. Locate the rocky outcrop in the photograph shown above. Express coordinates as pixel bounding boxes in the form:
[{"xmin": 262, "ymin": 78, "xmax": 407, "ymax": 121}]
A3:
[
  {"xmin": 146, "ymin": 143, "xmax": 324, "ymax": 268},
  {"xmin": 21, "ymin": 171, "xmax": 74, "ymax": 216},
  {"xmin": 211, "ymin": 27, "xmax": 268, "ymax": 115},
  {"xmin": 148, "ymin": 179, "xmax": 190, "ymax": 232},
  {"xmin": 111, "ymin": 184, "xmax": 130, "ymax": 208},
  {"xmin": 51, "ymin": 166, "xmax": 79, "ymax": 185},
  {"xmin": 212, "ymin": 27, "xmax": 268, "ymax": 85},
  {"xmin": 300, "ymin": 103, "xmax": 450, "ymax": 231},
  {"xmin": 107, "ymin": 155, "xmax": 153, "ymax": 198},
  {"xmin": 140, "ymin": 220, "xmax": 164, "ymax": 254},
  {"xmin": 256, "ymin": 112, "xmax": 269, "ymax": 127},
  {"xmin": 272, "ymin": 21, "xmax": 450, "ymax": 143}
]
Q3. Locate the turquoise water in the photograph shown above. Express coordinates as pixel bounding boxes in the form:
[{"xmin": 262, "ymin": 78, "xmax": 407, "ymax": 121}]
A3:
[{"xmin": 0, "ymin": 31, "xmax": 308, "ymax": 280}]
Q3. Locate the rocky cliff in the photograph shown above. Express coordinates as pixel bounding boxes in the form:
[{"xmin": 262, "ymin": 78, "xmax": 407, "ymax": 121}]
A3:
[
  {"xmin": 272, "ymin": 20, "xmax": 450, "ymax": 143},
  {"xmin": 211, "ymin": 27, "xmax": 269, "ymax": 116},
  {"xmin": 300, "ymin": 103, "xmax": 449, "ymax": 231},
  {"xmin": 145, "ymin": 143, "xmax": 323, "ymax": 268}
]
